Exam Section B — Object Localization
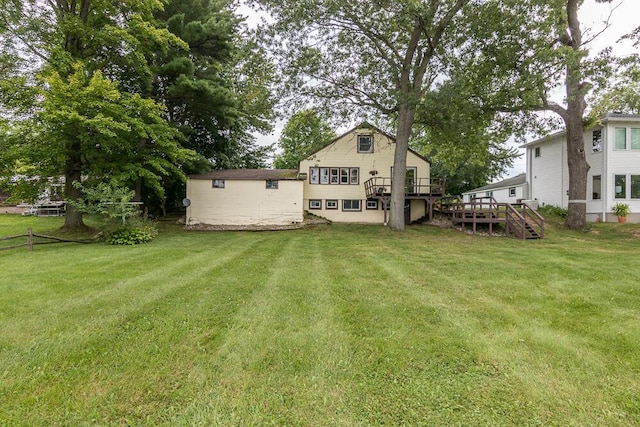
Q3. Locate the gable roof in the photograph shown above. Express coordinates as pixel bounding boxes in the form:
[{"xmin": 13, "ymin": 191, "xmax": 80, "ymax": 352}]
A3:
[
  {"xmin": 189, "ymin": 169, "xmax": 300, "ymax": 180},
  {"xmin": 520, "ymin": 113, "xmax": 640, "ymax": 148},
  {"xmin": 304, "ymin": 122, "xmax": 430, "ymax": 164},
  {"xmin": 463, "ymin": 173, "xmax": 526, "ymax": 194}
]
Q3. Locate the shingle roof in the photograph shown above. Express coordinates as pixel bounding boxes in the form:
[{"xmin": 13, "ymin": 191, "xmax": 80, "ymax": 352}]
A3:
[
  {"xmin": 464, "ymin": 173, "xmax": 526, "ymax": 194},
  {"xmin": 189, "ymin": 169, "xmax": 300, "ymax": 180}
]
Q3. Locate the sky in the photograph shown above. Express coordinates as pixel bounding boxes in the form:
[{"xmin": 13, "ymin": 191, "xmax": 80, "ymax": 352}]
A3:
[{"xmin": 241, "ymin": 1, "xmax": 639, "ymax": 175}]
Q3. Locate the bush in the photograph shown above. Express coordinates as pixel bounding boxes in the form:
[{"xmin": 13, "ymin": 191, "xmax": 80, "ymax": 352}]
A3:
[
  {"xmin": 106, "ymin": 224, "xmax": 158, "ymax": 245},
  {"xmin": 538, "ymin": 205, "xmax": 568, "ymax": 219}
]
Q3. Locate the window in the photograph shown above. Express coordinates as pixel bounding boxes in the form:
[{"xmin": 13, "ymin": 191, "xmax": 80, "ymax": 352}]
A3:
[
  {"xmin": 330, "ymin": 168, "xmax": 339, "ymax": 184},
  {"xmin": 534, "ymin": 147, "xmax": 541, "ymax": 158},
  {"xmin": 615, "ymin": 174, "xmax": 626, "ymax": 199},
  {"xmin": 509, "ymin": 187, "xmax": 516, "ymax": 197},
  {"xmin": 266, "ymin": 180, "xmax": 278, "ymax": 189},
  {"xmin": 309, "ymin": 199, "xmax": 321, "ymax": 209},
  {"xmin": 357, "ymin": 135, "xmax": 373, "ymax": 153},
  {"xmin": 325, "ymin": 200, "xmax": 338, "ymax": 209},
  {"xmin": 592, "ymin": 129, "xmax": 602, "ymax": 152},
  {"xmin": 310, "ymin": 166, "xmax": 359, "ymax": 185},
  {"xmin": 615, "ymin": 128, "xmax": 627, "ymax": 149},
  {"xmin": 486, "ymin": 191, "xmax": 493, "ymax": 197},
  {"xmin": 632, "ymin": 175, "xmax": 640, "ymax": 199},
  {"xmin": 592, "ymin": 175, "xmax": 601, "ymax": 200},
  {"xmin": 340, "ymin": 168, "xmax": 349, "ymax": 184},
  {"xmin": 632, "ymin": 129, "xmax": 640, "ymax": 150},
  {"xmin": 350, "ymin": 168, "xmax": 359, "ymax": 185},
  {"xmin": 212, "ymin": 179, "xmax": 225, "ymax": 188},
  {"xmin": 320, "ymin": 167, "xmax": 329, "ymax": 184},
  {"xmin": 342, "ymin": 200, "xmax": 361, "ymax": 211},
  {"xmin": 310, "ymin": 168, "xmax": 319, "ymax": 184},
  {"xmin": 366, "ymin": 200, "xmax": 378, "ymax": 210}
]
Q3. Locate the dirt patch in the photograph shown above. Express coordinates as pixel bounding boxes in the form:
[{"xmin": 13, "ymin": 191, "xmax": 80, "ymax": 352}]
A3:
[{"xmin": 184, "ymin": 215, "xmax": 331, "ymax": 232}]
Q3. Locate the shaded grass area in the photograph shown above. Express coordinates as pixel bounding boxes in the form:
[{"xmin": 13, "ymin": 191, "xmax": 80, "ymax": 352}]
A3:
[{"xmin": 0, "ymin": 215, "xmax": 639, "ymax": 425}]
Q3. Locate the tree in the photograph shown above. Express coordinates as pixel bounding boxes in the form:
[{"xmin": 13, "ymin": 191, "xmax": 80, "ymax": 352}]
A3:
[
  {"xmin": 0, "ymin": 0, "xmax": 194, "ymax": 228},
  {"xmin": 453, "ymin": 0, "xmax": 617, "ymax": 229},
  {"xmin": 273, "ymin": 109, "xmax": 336, "ymax": 169},
  {"xmin": 152, "ymin": 0, "xmax": 276, "ymax": 171},
  {"xmin": 413, "ymin": 77, "xmax": 520, "ymax": 196},
  {"xmin": 252, "ymin": 0, "xmax": 470, "ymax": 230}
]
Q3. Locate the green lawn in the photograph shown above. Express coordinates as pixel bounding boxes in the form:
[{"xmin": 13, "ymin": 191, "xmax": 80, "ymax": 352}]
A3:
[{"xmin": 1, "ymin": 215, "xmax": 639, "ymax": 426}]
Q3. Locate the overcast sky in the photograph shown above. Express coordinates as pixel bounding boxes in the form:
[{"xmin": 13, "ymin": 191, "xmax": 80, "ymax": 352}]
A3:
[{"xmin": 242, "ymin": 1, "xmax": 639, "ymax": 172}]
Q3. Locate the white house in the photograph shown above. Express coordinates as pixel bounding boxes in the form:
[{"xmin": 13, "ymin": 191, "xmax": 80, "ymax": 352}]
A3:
[
  {"xmin": 462, "ymin": 173, "xmax": 527, "ymax": 204},
  {"xmin": 521, "ymin": 113, "xmax": 640, "ymax": 222},
  {"xmin": 185, "ymin": 124, "xmax": 442, "ymax": 227},
  {"xmin": 185, "ymin": 169, "xmax": 304, "ymax": 227}
]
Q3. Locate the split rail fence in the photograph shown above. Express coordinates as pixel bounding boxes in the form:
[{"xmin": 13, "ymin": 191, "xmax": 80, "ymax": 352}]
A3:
[{"xmin": 0, "ymin": 228, "xmax": 102, "ymax": 251}]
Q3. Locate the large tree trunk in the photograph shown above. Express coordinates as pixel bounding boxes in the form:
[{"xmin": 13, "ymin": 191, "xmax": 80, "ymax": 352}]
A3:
[
  {"xmin": 389, "ymin": 105, "xmax": 416, "ymax": 231},
  {"xmin": 564, "ymin": 108, "xmax": 589, "ymax": 229},
  {"xmin": 63, "ymin": 153, "xmax": 85, "ymax": 229},
  {"xmin": 563, "ymin": 0, "xmax": 589, "ymax": 230}
]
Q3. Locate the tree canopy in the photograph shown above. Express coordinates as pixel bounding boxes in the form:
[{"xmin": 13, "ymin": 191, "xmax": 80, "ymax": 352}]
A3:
[
  {"xmin": 273, "ymin": 110, "xmax": 336, "ymax": 169},
  {"xmin": 0, "ymin": 0, "xmax": 276, "ymax": 225},
  {"xmin": 252, "ymin": 0, "xmax": 471, "ymax": 230}
]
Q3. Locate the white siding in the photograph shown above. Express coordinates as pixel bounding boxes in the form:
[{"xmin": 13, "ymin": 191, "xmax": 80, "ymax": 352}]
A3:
[
  {"xmin": 528, "ymin": 136, "xmax": 568, "ymax": 208},
  {"xmin": 299, "ymin": 128, "xmax": 431, "ymax": 223},
  {"xmin": 524, "ymin": 116, "xmax": 640, "ymax": 222},
  {"xmin": 601, "ymin": 120, "xmax": 640, "ymax": 221},
  {"xmin": 186, "ymin": 179, "xmax": 303, "ymax": 226}
]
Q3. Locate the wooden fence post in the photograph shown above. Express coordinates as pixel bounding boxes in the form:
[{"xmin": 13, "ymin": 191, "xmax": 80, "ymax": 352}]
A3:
[{"xmin": 27, "ymin": 228, "xmax": 33, "ymax": 251}]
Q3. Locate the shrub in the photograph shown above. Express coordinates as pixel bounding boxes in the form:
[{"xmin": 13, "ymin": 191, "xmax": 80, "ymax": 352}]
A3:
[
  {"xmin": 538, "ymin": 205, "xmax": 568, "ymax": 219},
  {"xmin": 106, "ymin": 224, "xmax": 158, "ymax": 245}
]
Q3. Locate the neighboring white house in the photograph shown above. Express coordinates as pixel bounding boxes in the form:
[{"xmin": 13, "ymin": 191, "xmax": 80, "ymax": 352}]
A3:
[
  {"xmin": 462, "ymin": 173, "xmax": 527, "ymax": 204},
  {"xmin": 185, "ymin": 123, "xmax": 439, "ymax": 227},
  {"xmin": 185, "ymin": 169, "xmax": 304, "ymax": 226},
  {"xmin": 521, "ymin": 113, "xmax": 640, "ymax": 223}
]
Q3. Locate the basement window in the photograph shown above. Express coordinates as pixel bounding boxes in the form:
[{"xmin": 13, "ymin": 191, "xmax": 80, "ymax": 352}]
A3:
[
  {"xmin": 366, "ymin": 200, "xmax": 379, "ymax": 210},
  {"xmin": 326, "ymin": 200, "xmax": 338, "ymax": 209},
  {"xmin": 342, "ymin": 200, "xmax": 361, "ymax": 211},
  {"xmin": 309, "ymin": 200, "xmax": 321, "ymax": 209}
]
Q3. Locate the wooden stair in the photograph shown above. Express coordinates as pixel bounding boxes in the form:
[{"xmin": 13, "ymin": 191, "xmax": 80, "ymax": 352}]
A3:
[{"xmin": 433, "ymin": 196, "xmax": 544, "ymax": 239}]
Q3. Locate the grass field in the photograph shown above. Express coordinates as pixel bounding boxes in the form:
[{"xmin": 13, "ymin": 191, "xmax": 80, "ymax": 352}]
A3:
[{"xmin": 1, "ymin": 215, "xmax": 639, "ymax": 426}]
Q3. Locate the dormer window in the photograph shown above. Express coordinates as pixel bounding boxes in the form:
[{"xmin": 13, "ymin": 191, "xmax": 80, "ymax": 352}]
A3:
[{"xmin": 357, "ymin": 135, "xmax": 373, "ymax": 153}]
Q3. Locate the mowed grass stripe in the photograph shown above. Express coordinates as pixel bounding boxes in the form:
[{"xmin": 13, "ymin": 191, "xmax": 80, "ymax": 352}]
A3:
[
  {"xmin": 174, "ymin": 232, "xmax": 361, "ymax": 426},
  {"xmin": 0, "ymin": 233, "xmax": 281, "ymax": 425},
  {"xmin": 0, "ymin": 218, "xmax": 639, "ymax": 425}
]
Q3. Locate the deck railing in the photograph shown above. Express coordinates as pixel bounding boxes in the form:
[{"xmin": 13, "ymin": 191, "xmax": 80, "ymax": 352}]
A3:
[
  {"xmin": 439, "ymin": 196, "xmax": 544, "ymax": 239},
  {"xmin": 506, "ymin": 203, "xmax": 545, "ymax": 239},
  {"xmin": 364, "ymin": 177, "xmax": 445, "ymax": 199}
]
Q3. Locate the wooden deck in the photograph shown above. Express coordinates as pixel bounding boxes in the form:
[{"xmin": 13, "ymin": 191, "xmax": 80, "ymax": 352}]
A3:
[{"xmin": 439, "ymin": 196, "xmax": 544, "ymax": 239}]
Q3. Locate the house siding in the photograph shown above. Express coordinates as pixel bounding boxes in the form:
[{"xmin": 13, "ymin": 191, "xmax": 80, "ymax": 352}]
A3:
[
  {"xmin": 186, "ymin": 179, "xmax": 303, "ymax": 226},
  {"xmin": 601, "ymin": 120, "xmax": 640, "ymax": 221},
  {"xmin": 299, "ymin": 128, "xmax": 430, "ymax": 223},
  {"xmin": 528, "ymin": 135, "xmax": 568, "ymax": 208},
  {"xmin": 524, "ymin": 115, "xmax": 640, "ymax": 223}
]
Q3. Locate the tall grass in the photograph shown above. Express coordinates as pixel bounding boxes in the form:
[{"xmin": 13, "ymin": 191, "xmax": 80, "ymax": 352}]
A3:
[{"xmin": 0, "ymin": 215, "xmax": 639, "ymax": 425}]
